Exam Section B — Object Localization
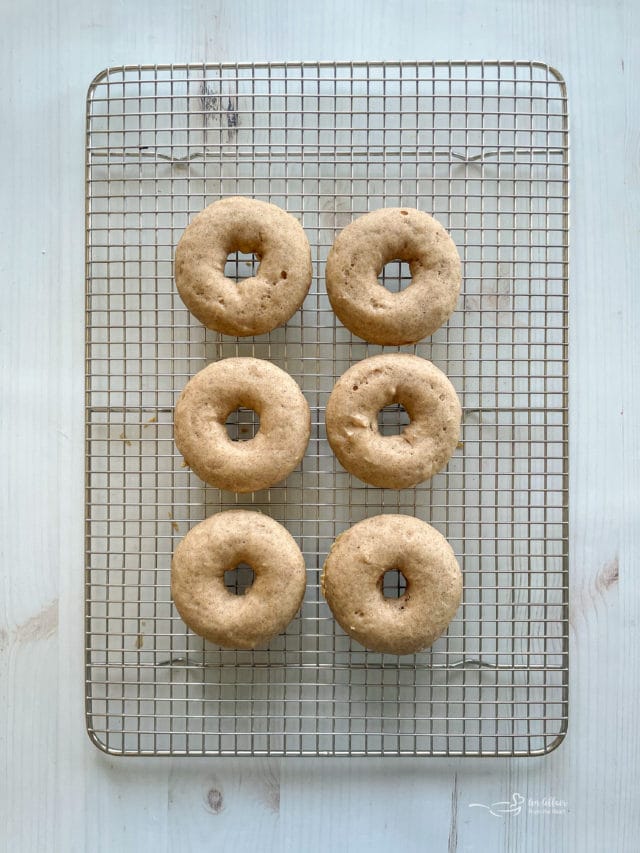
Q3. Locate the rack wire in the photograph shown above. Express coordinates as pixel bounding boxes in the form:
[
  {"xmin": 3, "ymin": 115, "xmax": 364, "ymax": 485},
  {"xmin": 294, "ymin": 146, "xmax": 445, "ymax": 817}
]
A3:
[{"xmin": 85, "ymin": 61, "xmax": 569, "ymax": 757}]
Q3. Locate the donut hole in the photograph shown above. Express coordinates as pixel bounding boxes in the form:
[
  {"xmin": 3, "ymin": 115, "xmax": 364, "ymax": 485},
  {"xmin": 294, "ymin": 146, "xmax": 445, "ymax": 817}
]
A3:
[
  {"xmin": 224, "ymin": 251, "xmax": 259, "ymax": 282},
  {"xmin": 377, "ymin": 403, "xmax": 410, "ymax": 436},
  {"xmin": 378, "ymin": 258, "xmax": 412, "ymax": 293},
  {"xmin": 225, "ymin": 407, "xmax": 260, "ymax": 441},
  {"xmin": 379, "ymin": 568, "xmax": 408, "ymax": 599},
  {"xmin": 224, "ymin": 562, "xmax": 255, "ymax": 595}
]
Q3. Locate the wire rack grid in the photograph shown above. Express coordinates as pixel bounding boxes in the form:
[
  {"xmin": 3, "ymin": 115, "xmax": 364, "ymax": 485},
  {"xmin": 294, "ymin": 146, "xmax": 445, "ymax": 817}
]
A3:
[{"xmin": 85, "ymin": 61, "xmax": 569, "ymax": 757}]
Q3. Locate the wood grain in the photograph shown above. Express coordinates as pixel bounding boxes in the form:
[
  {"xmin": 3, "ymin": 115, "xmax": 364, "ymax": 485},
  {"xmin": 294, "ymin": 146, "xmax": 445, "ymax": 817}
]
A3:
[{"xmin": 1, "ymin": 0, "xmax": 639, "ymax": 850}]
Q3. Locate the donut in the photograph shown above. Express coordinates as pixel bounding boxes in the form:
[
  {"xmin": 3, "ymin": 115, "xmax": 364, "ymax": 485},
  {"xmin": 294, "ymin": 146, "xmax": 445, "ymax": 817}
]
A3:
[
  {"xmin": 172, "ymin": 510, "xmax": 307, "ymax": 649},
  {"xmin": 321, "ymin": 515, "xmax": 462, "ymax": 655},
  {"xmin": 325, "ymin": 353, "xmax": 461, "ymax": 489},
  {"xmin": 175, "ymin": 197, "xmax": 312, "ymax": 336},
  {"xmin": 174, "ymin": 357, "xmax": 310, "ymax": 493},
  {"xmin": 326, "ymin": 207, "xmax": 461, "ymax": 345}
]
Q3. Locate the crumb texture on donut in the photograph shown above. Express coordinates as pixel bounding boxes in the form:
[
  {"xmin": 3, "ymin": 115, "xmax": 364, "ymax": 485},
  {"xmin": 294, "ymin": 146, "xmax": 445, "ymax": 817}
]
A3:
[
  {"xmin": 174, "ymin": 357, "xmax": 310, "ymax": 492},
  {"xmin": 325, "ymin": 353, "xmax": 461, "ymax": 489},
  {"xmin": 172, "ymin": 510, "xmax": 307, "ymax": 649},
  {"xmin": 322, "ymin": 514, "xmax": 462, "ymax": 655},
  {"xmin": 326, "ymin": 207, "xmax": 461, "ymax": 344},
  {"xmin": 175, "ymin": 196, "xmax": 312, "ymax": 336}
]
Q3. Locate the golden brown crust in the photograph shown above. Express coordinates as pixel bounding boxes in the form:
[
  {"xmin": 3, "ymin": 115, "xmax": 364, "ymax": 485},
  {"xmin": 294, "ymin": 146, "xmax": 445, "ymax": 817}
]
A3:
[
  {"xmin": 326, "ymin": 207, "xmax": 461, "ymax": 345},
  {"xmin": 174, "ymin": 357, "xmax": 310, "ymax": 493},
  {"xmin": 172, "ymin": 510, "xmax": 306, "ymax": 649},
  {"xmin": 175, "ymin": 197, "xmax": 312, "ymax": 336},
  {"xmin": 325, "ymin": 353, "xmax": 461, "ymax": 489},
  {"xmin": 321, "ymin": 515, "xmax": 462, "ymax": 655}
]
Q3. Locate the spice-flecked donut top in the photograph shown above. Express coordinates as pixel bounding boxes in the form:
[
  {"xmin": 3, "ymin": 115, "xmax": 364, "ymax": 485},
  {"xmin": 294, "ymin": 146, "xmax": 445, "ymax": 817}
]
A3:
[
  {"xmin": 175, "ymin": 197, "xmax": 312, "ymax": 336},
  {"xmin": 174, "ymin": 357, "xmax": 310, "ymax": 493},
  {"xmin": 326, "ymin": 207, "xmax": 461, "ymax": 345},
  {"xmin": 325, "ymin": 353, "xmax": 461, "ymax": 489},
  {"xmin": 172, "ymin": 510, "xmax": 307, "ymax": 649},
  {"xmin": 321, "ymin": 514, "xmax": 462, "ymax": 655}
]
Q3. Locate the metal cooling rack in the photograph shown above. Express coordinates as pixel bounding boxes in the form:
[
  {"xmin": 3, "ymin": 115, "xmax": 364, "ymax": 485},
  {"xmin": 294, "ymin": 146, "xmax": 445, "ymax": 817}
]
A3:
[{"xmin": 85, "ymin": 61, "xmax": 569, "ymax": 757}]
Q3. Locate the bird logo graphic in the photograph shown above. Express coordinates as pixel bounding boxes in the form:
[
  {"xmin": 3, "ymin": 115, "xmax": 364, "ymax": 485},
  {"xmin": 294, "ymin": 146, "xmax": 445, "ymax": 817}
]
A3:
[{"xmin": 469, "ymin": 792, "xmax": 525, "ymax": 817}]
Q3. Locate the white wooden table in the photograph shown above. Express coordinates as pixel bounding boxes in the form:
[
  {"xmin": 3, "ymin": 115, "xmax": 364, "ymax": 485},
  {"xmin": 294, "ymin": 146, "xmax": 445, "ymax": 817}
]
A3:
[{"xmin": 2, "ymin": 1, "xmax": 638, "ymax": 850}]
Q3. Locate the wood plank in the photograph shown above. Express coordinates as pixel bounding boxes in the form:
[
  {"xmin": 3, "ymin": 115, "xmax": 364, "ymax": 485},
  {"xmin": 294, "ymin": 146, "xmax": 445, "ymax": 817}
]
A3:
[{"xmin": 167, "ymin": 759, "xmax": 279, "ymax": 851}]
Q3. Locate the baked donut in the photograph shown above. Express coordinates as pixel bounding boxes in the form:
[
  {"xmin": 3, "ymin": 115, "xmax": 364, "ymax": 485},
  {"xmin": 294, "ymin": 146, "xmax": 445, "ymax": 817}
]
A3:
[
  {"xmin": 322, "ymin": 514, "xmax": 462, "ymax": 655},
  {"xmin": 325, "ymin": 353, "xmax": 461, "ymax": 489},
  {"xmin": 175, "ymin": 197, "xmax": 312, "ymax": 336},
  {"xmin": 174, "ymin": 357, "xmax": 310, "ymax": 493},
  {"xmin": 172, "ymin": 510, "xmax": 306, "ymax": 649},
  {"xmin": 326, "ymin": 207, "xmax": 461, "ymax": 344}
]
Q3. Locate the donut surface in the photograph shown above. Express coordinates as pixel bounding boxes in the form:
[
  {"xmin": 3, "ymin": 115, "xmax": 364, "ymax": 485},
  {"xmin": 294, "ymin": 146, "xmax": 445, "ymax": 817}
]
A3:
[
  {"xmin": 172, "ymin": 510, "xmax": 307, "ymax": 649},
  {"xmin": 326, "ymin": 207, "xmax": 461, "ymax": 345},
  {"xmin": 174, "ymin": 357, "xmax": 310, "ymax": 493},
  {"xmin": 322, "ymin": 514, "xmax": 462, "ymax": 655},
  {"xmin": 175, "ymin": 197, "xmax": 312, "ymax": 336},
  {"xmin": 325, "ymin": 353, "xmax": 461, "ymax": 489}
]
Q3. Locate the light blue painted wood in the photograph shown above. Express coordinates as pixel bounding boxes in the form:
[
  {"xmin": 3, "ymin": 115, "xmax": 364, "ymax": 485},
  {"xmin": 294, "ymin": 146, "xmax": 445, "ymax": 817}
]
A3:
[{"xmin": 1, "ymin": 0, "xmax": 638, "ymax": 851}]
